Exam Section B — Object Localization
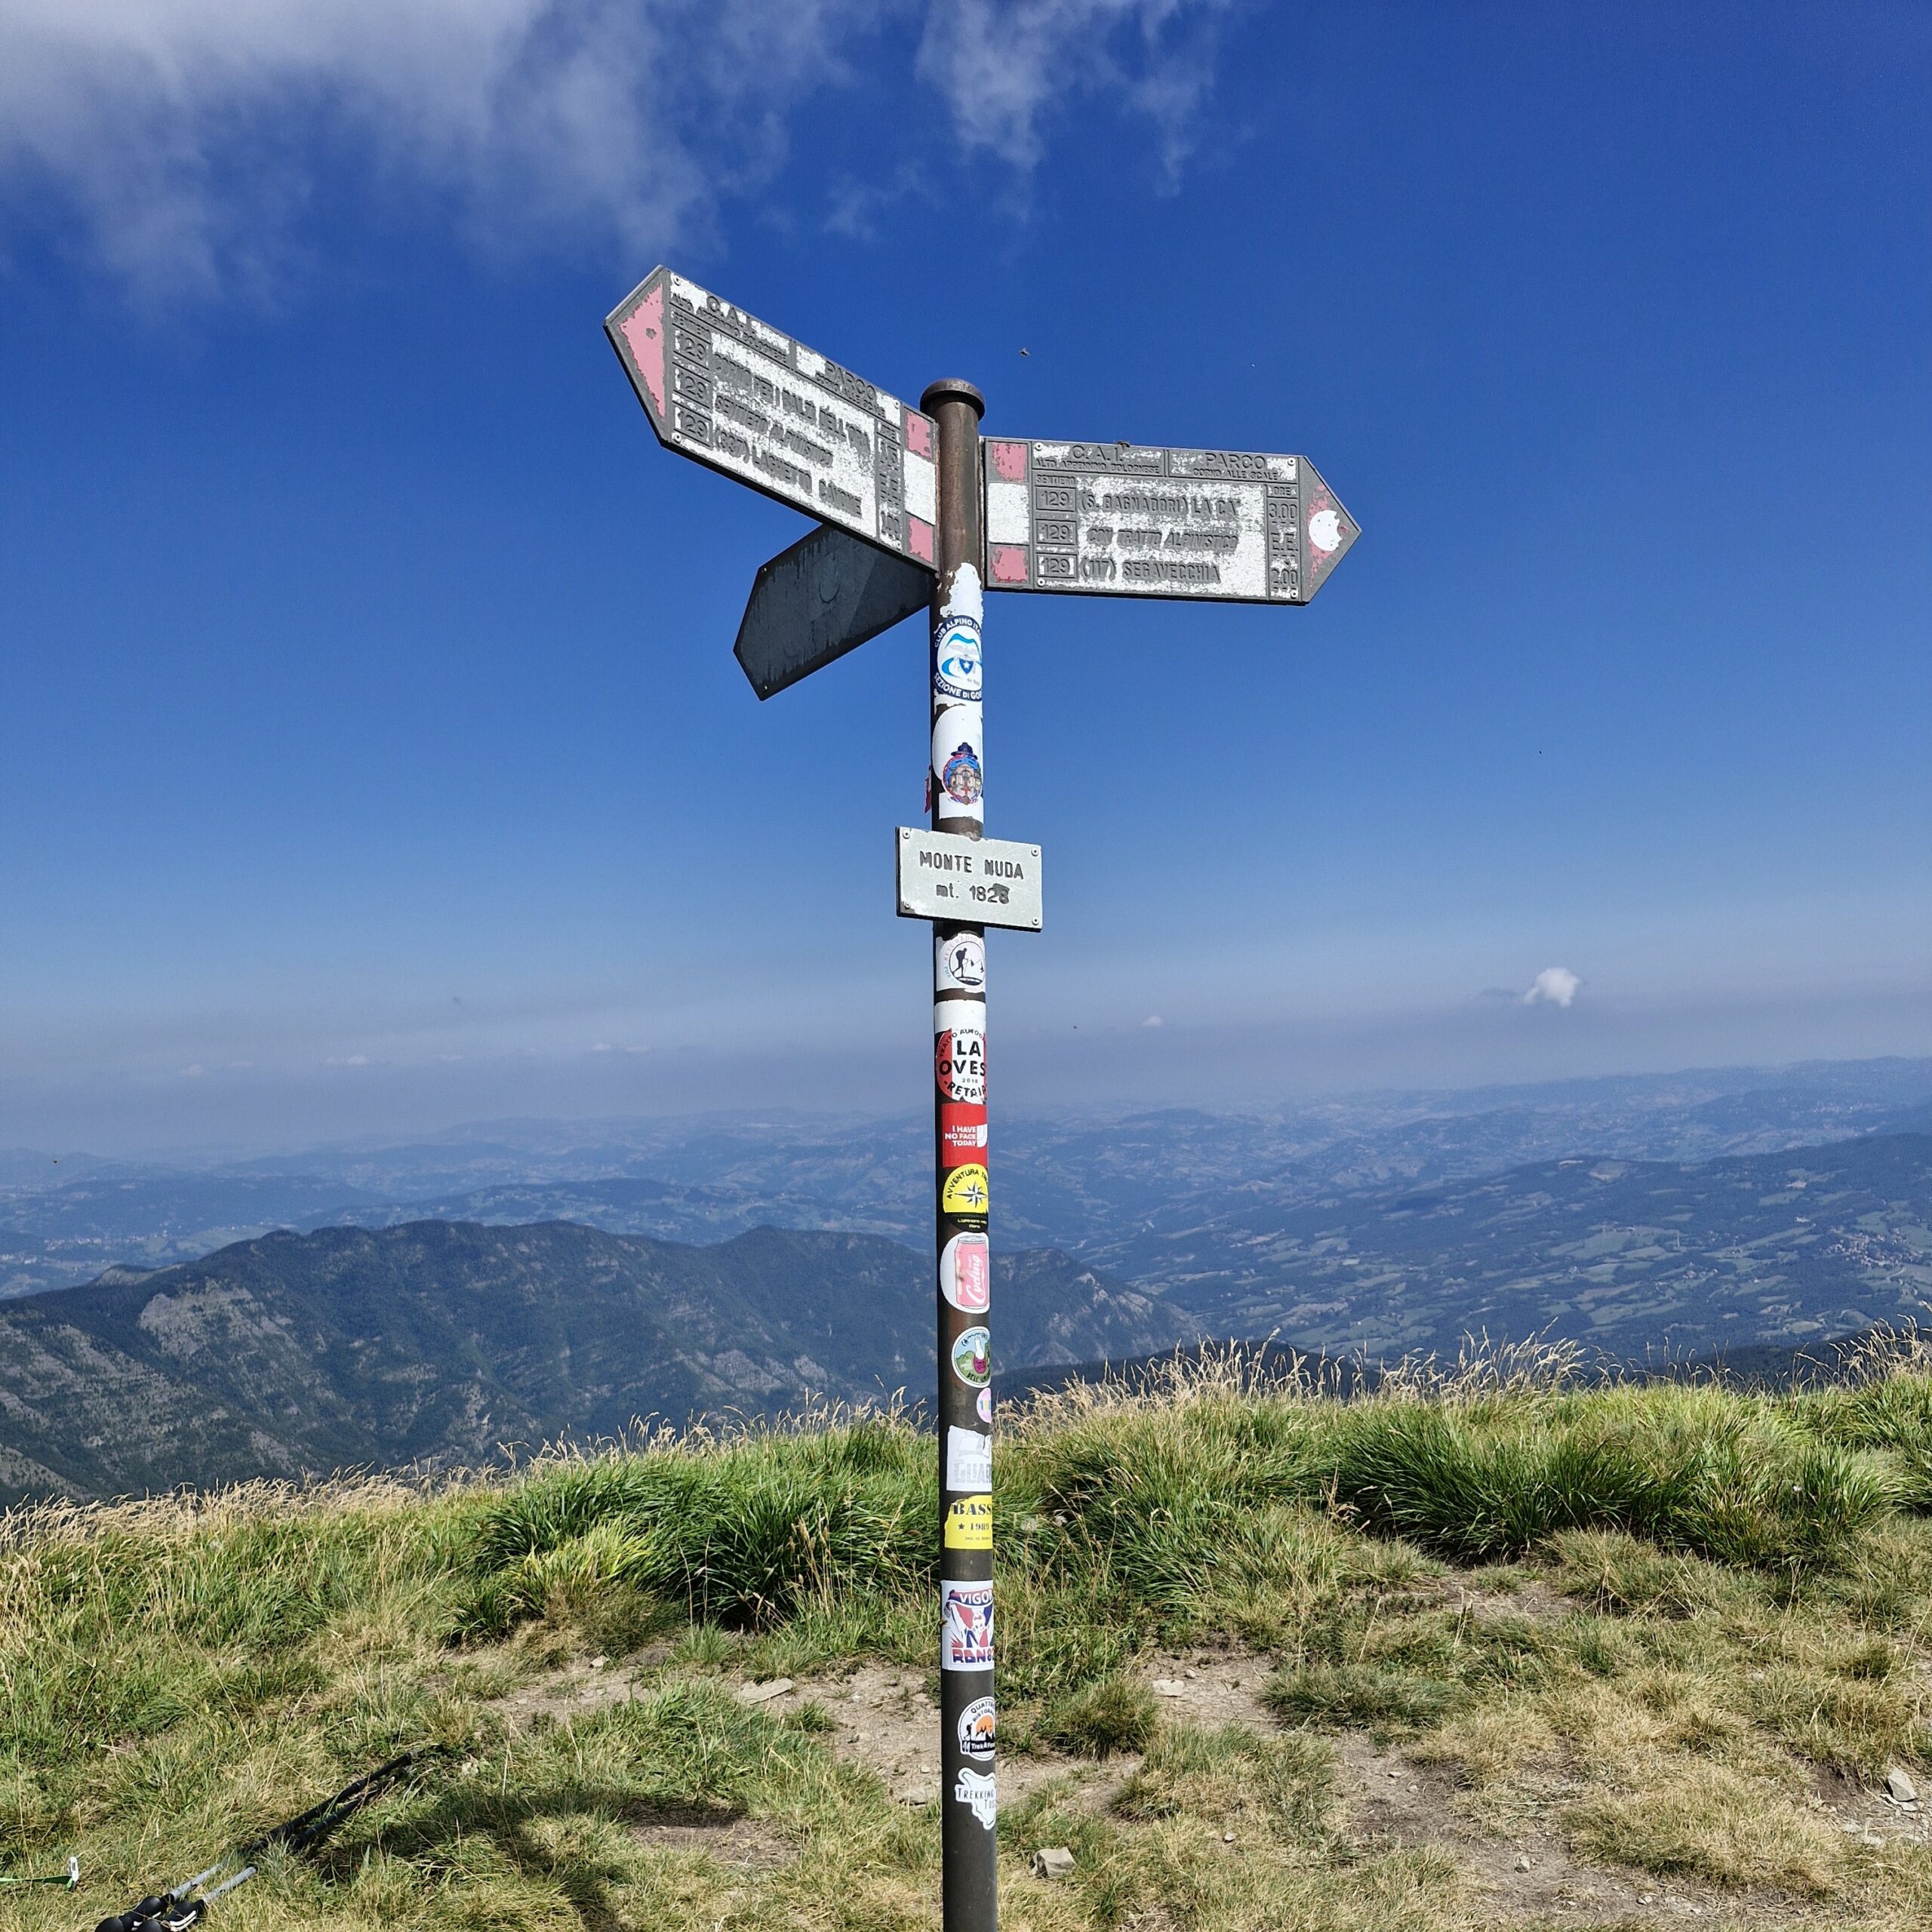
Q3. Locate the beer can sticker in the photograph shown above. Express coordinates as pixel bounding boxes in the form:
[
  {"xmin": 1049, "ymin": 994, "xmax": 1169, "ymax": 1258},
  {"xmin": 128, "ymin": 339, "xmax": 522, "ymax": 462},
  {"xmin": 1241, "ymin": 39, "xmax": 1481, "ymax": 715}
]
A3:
[
  {"xmin": 941, "ymin": 1577, "xmax": 994, "ymax": 1670},
  {"xmin": 940, "ymin": 1232, "xmax": 990, "ymax": 1313}
]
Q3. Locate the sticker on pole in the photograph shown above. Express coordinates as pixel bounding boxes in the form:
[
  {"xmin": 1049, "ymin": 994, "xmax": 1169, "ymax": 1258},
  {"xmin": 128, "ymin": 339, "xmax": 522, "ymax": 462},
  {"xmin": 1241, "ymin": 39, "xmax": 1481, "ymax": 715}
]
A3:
[
  {"xmin": 945, "ymin": 1494, "xmax": 993, "ymax": 1549},
  {"xmin": 941, "ymin": 1232, "xmax": 990, "ymax": 1312},
  {"xmin": 606, "ymin": 266, "xmax": 938, "ymax": 567},
  {"xmin": 941, "ymin": 1578, "xmax": 995, "ymax": 1671},
  {"xmin": 983, "ymin": 438, "xmax": 1357, "ymax": 603},
  {"xmin": 899, "ymin": 829, "xmax": 1042, "ymax": 931},
  {"xmin": 940, "ymin": 1102, "xmax": 988, "ymax": 1165},
  {"xmin": 958, "ymin": 1697, "xmax": 996, "ymax": 1762},
  {"xmin": 952, "ymin": 1326, "xmax": 991, "ymax": 1387},
  {"xmin": 934, "ymin": 1001, "xmax": 986, "ymax": 1103},
  {"xmin": 942, "ymin": 1164, "xmax": 989, "ymax": 1223},
  {"xmin": 946, "ymin": 1426, "xmax": 992, "ymax": 1491},
  {"xmin": 954, "ymin": 1766, "xmax": 996, "ymax": 1828},
  {"xmin": 937, "ymin": 932, "xmax": 988, "ymax": 990}
]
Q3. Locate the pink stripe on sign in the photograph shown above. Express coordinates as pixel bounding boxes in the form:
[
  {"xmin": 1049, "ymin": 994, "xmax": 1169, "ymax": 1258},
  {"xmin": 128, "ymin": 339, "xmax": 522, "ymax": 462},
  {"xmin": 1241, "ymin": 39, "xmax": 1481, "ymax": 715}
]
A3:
[
  {"xmin": 989, "ymin": 544, "xmax": 1029, "ymax": 584},
  {"xmin": 909, "ymin": 516, "xmax": 936, "ymax": 564},
  {"xmin": 620, "ymin": 282, "xmax": 666, "ymax": 418},
  {"xmin": 989, "ymin": 441, "xmax": 1027, "ymax": 482},
  {"xmin": 905, "ymin": 411, "xmax": 934, "ymax": 460}
]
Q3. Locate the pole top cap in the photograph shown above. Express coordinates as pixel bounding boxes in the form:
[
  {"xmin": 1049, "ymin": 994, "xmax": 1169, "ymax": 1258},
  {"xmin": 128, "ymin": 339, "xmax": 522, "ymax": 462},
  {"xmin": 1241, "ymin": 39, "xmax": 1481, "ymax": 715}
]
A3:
[{"xmin": 921, "ymin": 378, "xmax": 985, "ymax": 418}]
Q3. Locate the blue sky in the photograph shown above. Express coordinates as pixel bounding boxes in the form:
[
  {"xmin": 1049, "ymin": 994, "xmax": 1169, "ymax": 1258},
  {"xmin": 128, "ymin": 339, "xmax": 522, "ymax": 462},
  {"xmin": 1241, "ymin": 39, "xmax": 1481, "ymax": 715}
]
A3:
[{"xmin": 0, "ymin": 2, "xmax": 1927, "ymax": 1152}]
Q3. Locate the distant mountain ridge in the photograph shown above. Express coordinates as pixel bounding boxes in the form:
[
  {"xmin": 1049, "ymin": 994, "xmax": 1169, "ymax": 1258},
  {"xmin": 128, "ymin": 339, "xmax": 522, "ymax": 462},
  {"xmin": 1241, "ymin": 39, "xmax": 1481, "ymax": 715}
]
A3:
[{"xmin": 0, "ymin": 1222, "xmax": 1189, "ymax": 1506}]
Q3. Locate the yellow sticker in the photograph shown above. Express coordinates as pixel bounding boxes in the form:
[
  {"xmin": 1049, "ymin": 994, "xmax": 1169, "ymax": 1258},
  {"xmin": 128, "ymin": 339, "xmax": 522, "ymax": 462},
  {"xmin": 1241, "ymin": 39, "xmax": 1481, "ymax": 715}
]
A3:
[
  {"xmin": 944, "ymin": 1494, "xmax": 994, "ymax": 1550},
  {"xmin": 942, "ymin": 1164, "xmax": 990, "ymax": 1217}
]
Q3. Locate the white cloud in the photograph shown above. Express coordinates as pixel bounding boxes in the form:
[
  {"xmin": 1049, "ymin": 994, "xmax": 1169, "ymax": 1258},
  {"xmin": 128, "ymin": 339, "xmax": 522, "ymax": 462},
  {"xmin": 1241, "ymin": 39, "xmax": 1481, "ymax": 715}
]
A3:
[
  {"xmin": 0, "ymin": 0, "xmax": 1232, "ymax": 298},
  {"xmin": 1523, "ymin": 967, "xmax": 1583, "ymax": 1009},
  {"xmin": 918, "ymin": 0, "xmax": 1232, "ymax": 180},
  {"xmin": 0, "ymin": 0, "xmax": 865, "ymax": 298},
  {"xmin": 1142, "ymin": 1014, "xmax": 1164, "ymax": 1027}
]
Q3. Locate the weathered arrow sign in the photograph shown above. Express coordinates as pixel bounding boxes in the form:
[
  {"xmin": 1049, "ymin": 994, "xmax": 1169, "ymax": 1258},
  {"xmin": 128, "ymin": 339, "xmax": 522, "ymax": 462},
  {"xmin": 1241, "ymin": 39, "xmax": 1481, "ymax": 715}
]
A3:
[
  {"xmin": 734, "ymin": 521, "xmax": 931, "ymax": 700},
  {"xmin": 606, "ymin": 266, "xmax": 940, "ymax": 568},
  {"xmin": 982, "ymin": 438, "xmax": 1358, "ymax": 603}
]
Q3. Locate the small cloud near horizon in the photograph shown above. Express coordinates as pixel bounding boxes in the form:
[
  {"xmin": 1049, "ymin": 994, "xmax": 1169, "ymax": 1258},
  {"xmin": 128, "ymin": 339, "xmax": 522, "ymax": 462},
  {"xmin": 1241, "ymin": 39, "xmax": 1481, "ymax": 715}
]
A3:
[
  {"xmin": 1523, "ymin": 967, "xmax": 1583, "ymax": 1009},
  {"xmin": 1142, "ymin": 1014, "xmax": 1164, "ymax": 1028}
]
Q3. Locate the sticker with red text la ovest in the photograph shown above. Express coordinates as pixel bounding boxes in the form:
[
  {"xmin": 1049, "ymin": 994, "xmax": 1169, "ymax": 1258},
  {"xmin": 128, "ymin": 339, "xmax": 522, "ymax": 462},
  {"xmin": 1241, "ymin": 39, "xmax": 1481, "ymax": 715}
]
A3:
[{"xmin": 934, "ymin": 1000, "xmax": 986, "ymax": 1103}]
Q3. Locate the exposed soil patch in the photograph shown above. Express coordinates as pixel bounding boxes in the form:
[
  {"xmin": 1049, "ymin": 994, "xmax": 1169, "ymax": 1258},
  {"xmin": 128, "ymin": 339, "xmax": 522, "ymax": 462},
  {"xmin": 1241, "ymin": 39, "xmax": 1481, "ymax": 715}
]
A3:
[
  {"xmin": 620, "ymin": 1803, "xmax": 787, "ymax": 1866},
  {"xmin": 493, "ymin": 1650, "xmax": 666, "ymax": 1728},
  {"xmin": 1338, "ymin": 1735, "xmax": 1802, "ymax": 1926},
  {"xmin": 1806, "ymin": 1761, "xmax": 1930, "ymax": 1850}
]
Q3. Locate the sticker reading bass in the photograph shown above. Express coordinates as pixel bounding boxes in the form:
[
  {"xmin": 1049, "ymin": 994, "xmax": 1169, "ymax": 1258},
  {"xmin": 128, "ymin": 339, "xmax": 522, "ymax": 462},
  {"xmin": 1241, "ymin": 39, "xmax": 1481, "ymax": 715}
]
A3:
[{"xmin": 944, "ymin": 1494, "xmax": 993, "ymax": 1549}]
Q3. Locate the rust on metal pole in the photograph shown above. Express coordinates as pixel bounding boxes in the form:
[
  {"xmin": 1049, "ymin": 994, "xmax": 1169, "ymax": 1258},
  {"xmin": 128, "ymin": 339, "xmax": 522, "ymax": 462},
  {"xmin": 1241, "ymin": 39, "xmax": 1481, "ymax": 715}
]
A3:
[{"xmin": 923, "ymin": 376, "xmax": 995, "ymax": 1932}]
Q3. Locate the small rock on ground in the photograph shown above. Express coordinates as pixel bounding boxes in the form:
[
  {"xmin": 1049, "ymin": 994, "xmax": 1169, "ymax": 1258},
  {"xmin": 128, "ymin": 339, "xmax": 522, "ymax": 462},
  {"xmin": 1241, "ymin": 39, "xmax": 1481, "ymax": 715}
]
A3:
[{"xmin": 1030, "ymin": 1847, "xmax": 1075, "ymax": 1880}]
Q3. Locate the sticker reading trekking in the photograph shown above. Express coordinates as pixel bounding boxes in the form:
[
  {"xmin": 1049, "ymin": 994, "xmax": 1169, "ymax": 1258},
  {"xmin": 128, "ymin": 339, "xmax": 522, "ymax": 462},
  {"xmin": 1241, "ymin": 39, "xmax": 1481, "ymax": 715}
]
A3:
[
  {"xmin": 940, "ymin": 1232, "xmax": 990, "ymax": 1312},
  {"xmin": 954, "ymin": 1766, "xmax": 996, "ymax": 1829},
  {"xmin": 941, "ymin": 1577, "xmax": 995, "ymax": 1670}
]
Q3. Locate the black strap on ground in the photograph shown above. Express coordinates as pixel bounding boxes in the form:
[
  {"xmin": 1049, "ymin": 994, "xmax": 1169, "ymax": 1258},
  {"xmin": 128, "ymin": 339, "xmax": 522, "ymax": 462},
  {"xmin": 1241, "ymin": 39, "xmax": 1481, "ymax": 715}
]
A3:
[{"xmin": 94, "ymin": 1749, "xmax": 443, "ymax": 1932}]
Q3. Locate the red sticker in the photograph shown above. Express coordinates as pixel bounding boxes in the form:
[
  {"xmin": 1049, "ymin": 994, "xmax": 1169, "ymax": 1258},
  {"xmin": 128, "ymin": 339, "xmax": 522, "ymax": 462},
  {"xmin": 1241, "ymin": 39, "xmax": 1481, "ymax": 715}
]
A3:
[
  {"xmin": 940, "ymin": 1103, "xmax": 989, "ymax": 1167},
  {"xmin": 936, "ymin": 1026, "xmax": 986, "ymax": 1103}
]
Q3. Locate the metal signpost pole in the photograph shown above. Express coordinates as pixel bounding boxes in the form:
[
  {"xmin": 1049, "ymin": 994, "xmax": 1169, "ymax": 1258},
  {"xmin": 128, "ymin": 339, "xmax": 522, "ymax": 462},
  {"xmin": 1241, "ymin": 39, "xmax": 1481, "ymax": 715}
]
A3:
[
  {"xmin": 923, "ymin": 378, "xmax": 996, "ymax": 1932},
  {"xmin": 606, "ymin": 259, "xmax": 1356, "ymax": 1932}
]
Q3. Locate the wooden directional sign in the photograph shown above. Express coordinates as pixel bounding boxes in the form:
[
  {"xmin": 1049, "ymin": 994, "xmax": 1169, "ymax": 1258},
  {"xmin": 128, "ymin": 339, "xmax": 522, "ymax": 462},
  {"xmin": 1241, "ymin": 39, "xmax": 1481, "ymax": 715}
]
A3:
[
  {"xmin": 982, "ymin": 438, "xmax": 1357, "ymax": 604},
  {"xmin": 734, "ymin": 521, "xmax": 931, "ymax": 700},
  {"xmin": 607, "ymin": 267, "xmax": 940, "ymax": 569}
]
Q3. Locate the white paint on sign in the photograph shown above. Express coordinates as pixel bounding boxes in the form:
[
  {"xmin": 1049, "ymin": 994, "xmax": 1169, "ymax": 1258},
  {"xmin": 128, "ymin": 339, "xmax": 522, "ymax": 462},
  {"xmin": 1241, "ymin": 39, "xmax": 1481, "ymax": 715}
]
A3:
[
  {"xmin": 981, "ymin": 438, "xmax": 1357, "ymax": 604},
  {"xmin": 900, "ymin": 829, "xmax": 1042, "ymax": 931},
  {"xmin": 606, "ymin": 266, "xmax": 939, "ymax": 568}
]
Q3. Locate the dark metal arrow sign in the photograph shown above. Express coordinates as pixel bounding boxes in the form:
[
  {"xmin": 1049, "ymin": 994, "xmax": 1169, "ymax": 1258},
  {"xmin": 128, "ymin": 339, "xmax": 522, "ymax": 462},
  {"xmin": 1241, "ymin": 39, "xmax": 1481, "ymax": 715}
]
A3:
[
  {"xmin": 606, "ymin": 266, "xmax": 941, "ymax": 570},
  {"xmin": 734, "ymin": 521, "xmax": 931, "ymax": 700},
  {"xmin": 982, "ymin": 438, "xmax": 1358, "ymax": 603}
]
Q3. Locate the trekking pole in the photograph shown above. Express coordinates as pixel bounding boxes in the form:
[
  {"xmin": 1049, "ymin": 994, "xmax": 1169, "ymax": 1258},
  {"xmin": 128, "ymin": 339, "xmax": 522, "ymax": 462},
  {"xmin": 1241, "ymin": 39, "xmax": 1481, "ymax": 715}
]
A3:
[
  {"xmin": 92, "ymin": 1750, "xmax": 440, "ymax": 1932},
  {"xmin": 2, "ymin": 1858, "xmax": 79, "ymax": 1889}
]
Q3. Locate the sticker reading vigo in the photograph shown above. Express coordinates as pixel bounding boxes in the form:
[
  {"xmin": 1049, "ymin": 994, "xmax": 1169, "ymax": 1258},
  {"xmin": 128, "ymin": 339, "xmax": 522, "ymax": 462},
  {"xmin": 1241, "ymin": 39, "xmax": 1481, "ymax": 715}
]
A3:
[
  {"xmin": 942, "ymin": 1579, "xmax": 995, "ymax": 1671},
  {"xmin": 983, "ymin": 438, "xmax": 1358, "ymax": 604},
  {"xmin": 606, "ymin": 268, "xmax": 940, "ymax": 568}
]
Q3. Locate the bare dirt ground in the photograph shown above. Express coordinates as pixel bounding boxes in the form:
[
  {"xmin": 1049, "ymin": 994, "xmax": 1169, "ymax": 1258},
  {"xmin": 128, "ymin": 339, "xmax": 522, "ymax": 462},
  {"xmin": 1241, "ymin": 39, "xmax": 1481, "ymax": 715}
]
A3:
[{"xmin": 490, "ymin": 1644, "xmax": 1918, "ymax": 1918}]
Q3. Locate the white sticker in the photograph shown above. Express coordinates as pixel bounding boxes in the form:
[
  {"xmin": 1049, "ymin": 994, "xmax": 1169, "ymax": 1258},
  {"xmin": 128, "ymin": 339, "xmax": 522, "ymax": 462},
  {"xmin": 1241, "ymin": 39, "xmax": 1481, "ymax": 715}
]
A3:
[
  {"xmin": 1309, "ymin": 507, "xmax": 1342, "ymax": 554},
  {"xmin": 934, "ymin": 617, "xmax": 983, "ymax": 701},
  {"xmin": 931, "ymin": 705, "xmax": 983, "ymax": 817},
  {"xmin": 954, "ymin": 1765, "xmax": 996, "ymax": 1829},
  {"xmin": 946, "ymin": 1425, "xmax": 992, "ymax": 1492},
  {"xmin": 977, "ymin": 1386, "xmax": 993, "ymax": 1423},
  {"xmin": 935, "ymin": 999, "xmax": 986, "ymax": 1104},
  {"xmin": 942, "ymin": 1577, "xmax": 994, "ymax": 1671},
  {"xmin": 937, "ymin": 931, "xmax": 987, "ymax": 993},
  {"xmin": 958, "ymin": 1695, "xmax": 995, "ymax": 1762}
]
